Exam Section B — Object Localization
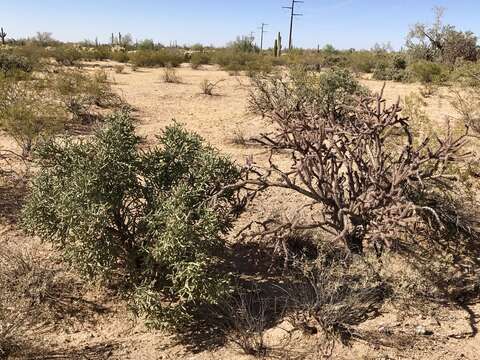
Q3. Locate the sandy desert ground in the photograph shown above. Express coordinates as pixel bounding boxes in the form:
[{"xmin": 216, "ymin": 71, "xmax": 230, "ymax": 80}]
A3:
[{"xmin": 1, "ymin": 62, "xmax": 479, "ymax": 359}]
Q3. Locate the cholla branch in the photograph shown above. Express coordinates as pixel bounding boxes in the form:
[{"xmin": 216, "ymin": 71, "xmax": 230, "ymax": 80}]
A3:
[{"xmin": 244, "ymin": 71, "xmax": 471, "ymax": 254}]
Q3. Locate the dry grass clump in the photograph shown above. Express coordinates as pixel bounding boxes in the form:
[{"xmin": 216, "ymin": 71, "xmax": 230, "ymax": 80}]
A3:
[
  {"xmin": 162, "ymin": 65, "xmax": 181, "ymax": 83},
  {"xmin": 200, "ymin": 79, "xmax": 224, "ymax": 95},
  {"xmin": 114, "ymin": 64, "xmax": 125, "ymax": 74},
  {"xmin": 285, "ymin": 242, "xmax": 387, "ymax": 345},
  {"xmin": 0, "ymin": 244, "xmax": 57, "ymax": 356}
]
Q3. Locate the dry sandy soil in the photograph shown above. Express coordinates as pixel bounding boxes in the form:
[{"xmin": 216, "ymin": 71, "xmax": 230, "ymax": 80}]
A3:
[{"xmin": 1, "ymin": 62, "xmax": 479, "ymax": 359}]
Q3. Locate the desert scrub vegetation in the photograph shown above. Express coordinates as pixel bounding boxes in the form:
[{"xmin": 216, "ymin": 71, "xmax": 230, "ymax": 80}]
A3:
[
  {"xmin": 162, "ymin": 65, "xmax": 181, "ymax": 83},
  {"xmin": 22, "ymin": 112, "xmax": 243, "ymax": 329},
  {"xmin": 0, "ymin": 52, "xmax": 33, "ymax": 78},
  {"xmin": 0, "ymin": 78, "xmax": 67, "ymax": 156},
  {"xmin": 247, "ymin": 66, "xmax": 472, "ymax": 254},
  {"xmin": 129, "ymin": 49, "xmax": 184, "ymax": 68},
  {"xmin": 189, "ymin": 51, "xmax": 212, "ymax": 69},
  {"xmin": 51, "ymin": 69, "xmax": 123, "ymax": 123},
  {"xmin": 239, "ymin": 66, "xmax": 480, "ymax": 345},
  {"xmin": 200, "ymin": 79, "xmax": 224, "ymax": 95}
]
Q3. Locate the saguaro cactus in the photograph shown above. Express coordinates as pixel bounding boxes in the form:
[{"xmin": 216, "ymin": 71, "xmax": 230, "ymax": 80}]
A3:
[
  {"xmin": 111, "ymin": 33, "xmax": 115, "ymax": 46},
  {"xmin": 0, "ymin": 28, "xmax": 7, "ymax": 45},
  {"xmin": 276, "ymin": 32, "xmax": 282, "ymax": 57},
  {"xmin": 273, "ymin": 39, "xmax": 278, "ymax": 57},
  {"xmin": 118, "ymin": 32, "xmax": 122, "ymax": 46}
]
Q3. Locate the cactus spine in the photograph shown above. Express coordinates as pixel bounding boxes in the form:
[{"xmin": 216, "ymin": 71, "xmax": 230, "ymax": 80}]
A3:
[{"xmin": 0, "ymin": 27, "xmax": 7, "ymax": 45}]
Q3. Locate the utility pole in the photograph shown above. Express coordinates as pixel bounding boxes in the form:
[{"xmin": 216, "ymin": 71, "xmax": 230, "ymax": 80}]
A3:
[
  {"xmin": 283, "ymin": 0, "xmax": 304, "ymax": 50},
  {"xmin": 259, "ymin": 23, "xmax": 268, "ymax": 51}
]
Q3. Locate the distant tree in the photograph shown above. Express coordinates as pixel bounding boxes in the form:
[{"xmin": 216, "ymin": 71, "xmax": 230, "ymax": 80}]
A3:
[
  {"xmin": 406, "ymin": 7, "xmax": 478, "ymax": 64},
  {"xmin": 33, "ymin": 32, "xmax": 58, "ymax": 46},
  {"xmin": 371, "ymin": 42, "xmax": 393, "ymax": 54},
  {"xmin": 322, "ymin": 44, "xmax": 337, "ymax": 55},
  {"xmin": 119, "ymin": 33, "xmax": 133, "ymax": 47},
  {"xmin": 138, "ymin": 39, "xmax": 155, "ymax": 50},
  {"xmin": 228, "ymin": 35, "xmax": 259, "ymax": 53}
]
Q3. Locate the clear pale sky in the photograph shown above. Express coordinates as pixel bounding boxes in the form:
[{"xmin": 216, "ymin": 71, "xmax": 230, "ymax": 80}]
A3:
[{"xmin": 2, "ymin": 0, "xmax": 479, "ymax": 49}]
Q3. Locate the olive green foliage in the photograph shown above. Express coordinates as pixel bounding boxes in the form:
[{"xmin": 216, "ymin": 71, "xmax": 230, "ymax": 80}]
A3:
[
  {"xmin": 137, "ymin": 39, "xmax": 156, "ymax": 51},
  {"xmin": 213, "ymin": 50, "xmax": 275, "ymax": 74},
  {"xmin": 287, "ymin": 66, "xmax": 369, "ymax": 115},
  {"xmin": 0, "ymin": 52, "xmax": 33, "ymax": 77},
  {"xmin": 372, "ymin": 55, "xmax": 408, "ymax": 82},
  {"xmin": 0, "ymin": 79, "xmax": 67, "ymax": 156},
  {"xmin": 129, "ymin": 50, "xmax": 184, "ymax": 68},
  {"xmin": 22, "ymin": 113, "xmax": 241, "ymax": 328},
  {"xmin": 409, "ymin": 60, "xmax": 448, "ymax": 84},
  {"xmin": 49, "ymin": 46, "xmax": 82, "ymax": 66},
  {"xmin": 406, "ymin": 7, "xmax": 478, "ymax": 64},
  {"xmin": 51, "ymin": 69, "xmax": 121, "ymax": 122},
  {"xmin": 190, "ymin": 52, "xmax": 211, "ymax": 69},
  {"xmin": 228, "ymin": 35, "xmax": 259, "ymax": 53},
  {"xmin": 111, "ymin": 51, "xmax": 129, "ymax": 63}
]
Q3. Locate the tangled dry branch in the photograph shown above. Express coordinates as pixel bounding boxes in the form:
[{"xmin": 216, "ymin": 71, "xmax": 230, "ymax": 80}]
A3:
[{"xmin": 243, "ymin": 72, "xmax": 471, "ymax": 254}]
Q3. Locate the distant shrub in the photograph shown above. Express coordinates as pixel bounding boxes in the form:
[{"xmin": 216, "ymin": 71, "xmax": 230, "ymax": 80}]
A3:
[
  {"xmin": 0, "ymin": 53, "xmax": 32, "ymax": 77},
  {"xmin": 111, "ymin": 51, "xmax": 129, "ymax": 63},
  {"xmin": 372, "ymin": 62, "xmax": 407, "ymax": 82},
  {"xmin": 0, "ymin": 79, "xmax": 67, "ymax": 156},
  {"xmin": 213, "ymin": 50, "xmax": 274, "ymax": 74},
  {"xmin": 52, "ymin": 69, "xmax": 121, "ymax": 122},
  {"xmin": 22, "ymin": 114, "xmax": 241, "ymax": 329},
  {"xmin": 114, "ymin": 64, "xmax": 125, "ymax": 74},
  {"xmin": 409, "ymin": 60, "xmax": 448, "ymax": 84},
  {"xmin": 348, "ymin": 51, "xmax": 378, "ymax": 73},
  {"xmin": 129, "ymin": 50, "xmax": 184, "ymax": 68},
  {"xmin": 190, "ymin": 52, "xmax": 211, "ymax": 69},
  {"xmin": 49, "ymin": 46, "xmax": 82, "ymax": 66}
]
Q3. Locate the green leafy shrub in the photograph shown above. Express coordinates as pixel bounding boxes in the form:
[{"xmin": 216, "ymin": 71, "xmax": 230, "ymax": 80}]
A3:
[
  {"xmin": 111, "ymin": 51, "xmax": 129, "ymax": 63},
  {"xmin": 49, "ymin": 46, "xmax": 82, "ymax": 66},
  {"xmin": 190, "ymin": 52, "xmax": 211, "ymax": 69},
  {"xmin": 22, "ymin": 113, "xmax": 241, "ymax": 328},
  {"xmin": 129, "ymin": 50, "xmax": 184, "ymax": 68},
  {"xmin": 372, "ymin": 63, "xmax": 407, "ymax": 81},
  {"xmin": 52, "ymin": 69, "xmax": 121, "ymax": 122},
  {"xmin": 409, "ymin": 60, "xmax": 448, "ymax": 84},
  {"xmin": 0, "ymin": 53, "xmax": 33, "ymax": 77},
  {"xmin": 0, "ymin": 79, "xmax": 67, "ymax": 156}
]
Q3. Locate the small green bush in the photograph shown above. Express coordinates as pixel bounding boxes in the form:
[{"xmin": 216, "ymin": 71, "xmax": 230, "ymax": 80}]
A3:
[
  {"xmin": 190, "ymin": 52, "xmax": 211, "ymax": 69},
  {"xmin": 409, "ymin": 60, "xmax": 448, "ymax": 84},
  {"xmin": 52, "ymin": 69, "xmax": 121, "ymax": 122},
  {"xmin": 111, "ymin": 51, "xmax": 129, "ymax": 63},
  {"xmin": 49, "ymin": 46, "xmax": 82, "ymax": 66},
  {"xmin": 129, "ymin": 50, "xmax": 184, "ymax": 68},
  {"xmin": 0, "ymin": 79, "xmax": 67, "ymax": 156},
  {"xmin": 22, "ymin": 113, "xmax": 241, "ymax": 328},
  {"xmin": 0, "ymin": 52, "xmax": 33, "ymax": 77}
]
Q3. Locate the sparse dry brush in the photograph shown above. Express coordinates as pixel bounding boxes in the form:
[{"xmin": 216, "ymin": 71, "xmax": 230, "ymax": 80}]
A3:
[
  {"xmin": 162, "ymin": 65, "xmax": 181, "ymax": 83},
  {"xmin": 0, "ymin": 78, "xmax": 67, "ymax": 156},
  {"xmin": 200, "ymin": 79, "xmax": 224, "ymax": 95},
  {"xmin": 245, "ymin": 67, "xmax": 471, "ymax": 255}
]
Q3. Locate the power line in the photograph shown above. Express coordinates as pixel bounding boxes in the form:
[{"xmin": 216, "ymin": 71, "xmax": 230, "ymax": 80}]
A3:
[
  {"xmin": 259, "ymin": 23, "xmax": 268, "ymax": 51},
  {"xmin": 283, "ymin": 0, "xmax": 304, "ymax": 50}
]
